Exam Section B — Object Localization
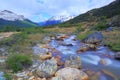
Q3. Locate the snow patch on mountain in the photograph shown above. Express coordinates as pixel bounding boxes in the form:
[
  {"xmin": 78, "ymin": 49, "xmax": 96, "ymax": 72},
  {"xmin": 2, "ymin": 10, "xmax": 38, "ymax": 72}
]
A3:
[
  {"xmin": 0, "ymin": 10, "xmax": 25, "ymax": 21},
  {"xmin": 48, "ymin": 15, "xmax": 76, "ymax": 22}
]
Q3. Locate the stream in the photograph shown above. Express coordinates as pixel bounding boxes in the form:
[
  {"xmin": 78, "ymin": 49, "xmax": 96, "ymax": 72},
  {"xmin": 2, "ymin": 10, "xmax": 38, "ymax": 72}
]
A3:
[{"xmin": 48, "ymin": 34, "xmax": 120, "ymax": 80}]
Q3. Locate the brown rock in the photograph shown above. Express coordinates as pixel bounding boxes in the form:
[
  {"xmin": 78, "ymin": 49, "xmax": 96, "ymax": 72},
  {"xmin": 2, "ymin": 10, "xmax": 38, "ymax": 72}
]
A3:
[
  {"xmin": 64, "ymin": 55, "xmax": 82, "ymax": 69},
  {"xmin": 100, "ymin": 59, "xmax": 107, "ymax": 65},
  {"xmin": 40, "ymin": 52, "xmax": 52, "ymax": 60},
  {"xmin": 53, "ymin": 67, "xmax": 89, "ymax": 80}
]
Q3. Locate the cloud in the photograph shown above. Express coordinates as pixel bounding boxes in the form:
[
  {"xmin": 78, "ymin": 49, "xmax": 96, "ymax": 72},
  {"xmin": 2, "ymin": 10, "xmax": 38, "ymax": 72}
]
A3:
[{"xmin": 0, "ymin": 0, "xmax": 115, "ymax": 22}]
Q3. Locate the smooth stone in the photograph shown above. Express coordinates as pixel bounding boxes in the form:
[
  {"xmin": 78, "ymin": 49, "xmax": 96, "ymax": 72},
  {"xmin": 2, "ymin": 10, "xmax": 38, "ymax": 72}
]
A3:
[{"xmin": 53, "ymin": 67, "xmax": 89, "ymax": 80}]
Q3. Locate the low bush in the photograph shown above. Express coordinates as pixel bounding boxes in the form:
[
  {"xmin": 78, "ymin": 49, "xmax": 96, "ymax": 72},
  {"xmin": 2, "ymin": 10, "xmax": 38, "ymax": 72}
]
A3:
[
  {"xmin": 4, "ymin": 73, "xmax": 13, "ymax": 80},
  {"xmin": 6, "ymin": 53, "xmax": 32, "ymax": 72},
  {"xmin": 76, "ymin": 31, "xmax": 93, "ymax": 40}
]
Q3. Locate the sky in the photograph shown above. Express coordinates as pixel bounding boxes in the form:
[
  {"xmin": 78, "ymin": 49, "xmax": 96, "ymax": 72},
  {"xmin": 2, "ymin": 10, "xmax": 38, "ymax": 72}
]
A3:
[{"xmin": 0, "ymin": 0, "xmax": 115, "ymax": 22}]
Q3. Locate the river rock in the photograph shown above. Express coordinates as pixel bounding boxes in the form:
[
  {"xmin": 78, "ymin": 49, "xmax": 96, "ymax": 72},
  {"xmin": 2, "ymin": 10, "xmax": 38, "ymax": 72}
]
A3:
[
  {"xmin": 77, "ymin": 44, "xmax": 96, "ymax": 52},
  {"xmin": 0, "ymin": 47, "xmax": 9, "ymax": 56},
  {"xmin": 64, "ymin": 55, "xmax": 82, "ymax": 69},
  {"xmin": 28, "ymin": 76, "xmax": 42, "ymax": 80},
  {"xmin": 43, "ymin": 36, "xmax": 51, "ymax": 43},
  {"xmin": 36, "ymin": 58, "xmax": 58, "ymax": 78},
  {"xmin": 51, "ymin": 76, "xmax": 64, "ymax": 80},
  {"xmin": 52, "ymin": 67, "xmax": 89, "ymax": 80},
  {"xmin": 83, "ymin": 32, "xmax": 104, "ymax": 45},
  {"xmin": 115, "ymin": 52, "xmax": 120, "ymax": 60},
  {"xmin": 55, "ymin": 55, "xmax": 64, "ymax": 66},
  {"xmin": 106, "ymin": 27, "xmax": 113, "ymax": 32},
  {"xmin": 32, "ymin": 44, "xmax": 52, "ymax": 60},
  {"xmin": 56, "ymin": 34, "xmax": 68, "ymax": 41}
]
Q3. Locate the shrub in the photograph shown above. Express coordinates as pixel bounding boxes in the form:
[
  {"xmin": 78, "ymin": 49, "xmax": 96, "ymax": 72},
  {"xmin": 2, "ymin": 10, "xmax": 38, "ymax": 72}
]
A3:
[
  {"xmin": 92, "ymin": 20, "xmax": 108, "ymax": 31},
  {"xmin": 106, "ymin": 42, "xmax": 120, "ymax": 52},
  {"xmin": 76, "ymin": 31, "xmax": 93, "ymax": 40},
  {"xmin": 6, "ymin": 53, "xmax": 32, "ymax": 72},
  {"xmin": 4, "ymin": 73, "xmax": 13, "ymax": 80},
  {"xmin": 75, "ymin": 25, "xmax": 84, "ymax": 34}
]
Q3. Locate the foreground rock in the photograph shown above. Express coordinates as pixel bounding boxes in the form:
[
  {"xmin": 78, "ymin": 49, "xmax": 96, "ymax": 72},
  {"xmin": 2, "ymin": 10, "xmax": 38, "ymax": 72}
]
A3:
[
  {"xmin": 64, "ymin": 55, "xmax": 82, "ymax": 69},
  {"xmin": 83, "ymin": 32, "xmax": 104, "ymax": 45},
  {"xmin": 52, "ymin": 67, "xmax": 89, "ymax": 80},
  {"xmin": 36, "ymin": 58, "xmax": 58, "ymax": 78}
]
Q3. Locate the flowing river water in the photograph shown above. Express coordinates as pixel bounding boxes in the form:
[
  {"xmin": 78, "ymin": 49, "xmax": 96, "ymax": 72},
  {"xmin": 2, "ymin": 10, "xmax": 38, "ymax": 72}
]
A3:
[{"xmin": 48, "ymin": 34, "xmax": 120, "ymax": 80}]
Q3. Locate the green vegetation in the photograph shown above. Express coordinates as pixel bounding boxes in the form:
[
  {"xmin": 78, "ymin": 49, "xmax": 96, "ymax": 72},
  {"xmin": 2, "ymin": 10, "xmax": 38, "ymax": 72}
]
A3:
[
  {"xmin": 92, "ymin": 20, "xmax": 108, "ymax": 31},
  {"xmin": 76, "ymin": 31, "xmax": 93, "ymax": 40},
  {"xmin": 103, "ymin": 30, "xmax": 120, "ymax": 51},
  {"xmin": 65, "ymin": 0, "xmax": 120, "ymax": 24},
  {"xmin": 0, "ymin": 18, "xmax": 38, "ymax": 28},
  {"xmin": 0, "ymin": 32, "xmax": 28, "ymax": 46},
  {"xmin": 74, "ymin": 24, "xmax": 85, "ymax": 33},
  {"xmin": 6, "ymin": 53, "xmax": 32, "ymax": 72},
  {"xmin": 4, "ymin": 73, "xmax": 13, "ymax": 80},
  {"xmin": 107, "ymin": 42, "xmax": 120, "ymax": 52}
]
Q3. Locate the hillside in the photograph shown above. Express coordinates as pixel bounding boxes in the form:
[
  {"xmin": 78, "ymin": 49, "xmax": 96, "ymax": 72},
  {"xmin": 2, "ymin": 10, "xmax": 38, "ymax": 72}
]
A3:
[
  {"xmin": 58, "ymin": 0, "xmax": 120, "ymax": 52},
  {"xmin": 63, "ymin": 0, "xmax": 120, "ymax": 26}
]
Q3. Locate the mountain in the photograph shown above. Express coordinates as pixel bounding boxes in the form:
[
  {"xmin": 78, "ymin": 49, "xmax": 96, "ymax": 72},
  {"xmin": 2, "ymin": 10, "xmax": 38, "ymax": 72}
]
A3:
[
  {"xmin": 64, "ymin": 0, "xmax": 120, "ymax": 26},
  {"xmin": 39, "ymin": 15, "xmax": 75, "ymax": 26},
  {"xmin": 0, "ymin": 10, "xmax": 38, "ymax": 28}
]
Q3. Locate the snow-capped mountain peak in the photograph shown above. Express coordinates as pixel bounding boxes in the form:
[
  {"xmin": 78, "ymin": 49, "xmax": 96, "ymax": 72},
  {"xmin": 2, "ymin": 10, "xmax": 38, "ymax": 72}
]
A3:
[
  {"xmin": 38, "ymin": 15, "xmax": 76, "ymax": 26},
  {"xmin": 0, "ymin": 10, "xmax": 25, "ymax": 21},
  {"xmin": 48, "ymin": 15, "xmax": 76, "ymax": 22}
]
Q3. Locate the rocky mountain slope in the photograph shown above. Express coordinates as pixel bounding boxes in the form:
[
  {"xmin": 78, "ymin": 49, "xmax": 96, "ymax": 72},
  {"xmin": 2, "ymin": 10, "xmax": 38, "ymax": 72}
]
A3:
[{"xmin": 0, "ymin": 10, "xmax": 38, "ymax": 28}]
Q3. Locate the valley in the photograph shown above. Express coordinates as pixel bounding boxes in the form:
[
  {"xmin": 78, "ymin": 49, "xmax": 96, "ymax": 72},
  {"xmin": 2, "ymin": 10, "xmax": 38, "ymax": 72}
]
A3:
[{"xmin": 0, "ymin": 0, "xmax": 120, "ymax": 80}]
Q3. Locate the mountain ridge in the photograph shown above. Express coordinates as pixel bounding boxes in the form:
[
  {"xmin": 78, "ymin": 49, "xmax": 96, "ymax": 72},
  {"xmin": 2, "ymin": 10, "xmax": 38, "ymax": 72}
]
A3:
[
  {"xmin": 64, "ymin": 0, "xmax": 120, "ymax": 25},
  {"xmin": 0, "ymin": 10, "xmax": 38, "ymax": 28}
]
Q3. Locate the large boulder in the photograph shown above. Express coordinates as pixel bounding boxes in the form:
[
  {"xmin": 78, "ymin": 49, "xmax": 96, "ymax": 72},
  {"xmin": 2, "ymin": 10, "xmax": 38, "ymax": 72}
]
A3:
[
  {"xmin": 83, "ymin": 32, "xmax": 104, "ymax": 45},
  {"xmin": 32, "ymin": 44, "xmax": 52, "ymax": 60},
  {"xmin": 36, "ymin": 58, "xmax": 58, "ymax": 78},
  {"xmin": 51, "ymin": 67, "xmax": 89, "ymax": 80},
  {"xmin": 64, "ymin": 55, "xmax": 82, "ymax": 69},
  {"xmin": 51, "ymin": 76, "xmax": 64, "ymax": 80}
]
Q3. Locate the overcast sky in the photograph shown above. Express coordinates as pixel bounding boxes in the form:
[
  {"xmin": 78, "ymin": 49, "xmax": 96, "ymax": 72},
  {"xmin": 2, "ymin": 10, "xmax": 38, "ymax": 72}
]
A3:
[{"xmin": 0, "ymin": 0, "xmax": 114, "ymax": 22}]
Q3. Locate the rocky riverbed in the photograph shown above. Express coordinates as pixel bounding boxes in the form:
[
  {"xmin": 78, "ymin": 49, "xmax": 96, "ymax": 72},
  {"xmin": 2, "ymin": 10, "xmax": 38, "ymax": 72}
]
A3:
[
  {"xmin": 32, "ymin": 32, "xmax": 120, "ymax": 80},
  {"xmin": 0, "ymin": 32, "xmax": 120, "ymax": 80}
]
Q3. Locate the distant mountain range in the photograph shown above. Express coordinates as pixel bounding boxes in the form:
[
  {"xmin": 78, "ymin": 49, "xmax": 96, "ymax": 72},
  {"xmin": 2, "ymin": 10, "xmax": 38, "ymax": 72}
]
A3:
[
  {"xmin": 0, "ymin": 10, "xmax": 38, "ymax": 28},
  {"xmin": 39, "ymin": 15, "xmax": 75, "ymax": 26}
]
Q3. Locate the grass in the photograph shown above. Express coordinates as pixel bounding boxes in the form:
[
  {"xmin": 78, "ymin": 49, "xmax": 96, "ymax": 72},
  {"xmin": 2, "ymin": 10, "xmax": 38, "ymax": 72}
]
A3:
[
  {"xmin": 76, "ymin": 30, "xmax": 94, "ymax": 40},
  {"xmin": 6, "ymin": 53, "xmax": 32, "ymax": 72},
  {"xmin": 103, "ymin": 30, "xmax": 120, "ymax": 51},
  {"xmin": 44, "ymin": 27, "xmax": 76, "ymax": 34}
]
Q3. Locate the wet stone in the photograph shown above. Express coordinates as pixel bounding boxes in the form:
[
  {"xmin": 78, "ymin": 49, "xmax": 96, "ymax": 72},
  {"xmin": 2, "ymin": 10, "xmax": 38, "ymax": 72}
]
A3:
[
  {"xmin": 64, "ymin": 54, "xmax": 82, "ymax": 69},
  {"xmin": 115, "ymin": 52, "xmax": 120, "ymax": 60}
]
